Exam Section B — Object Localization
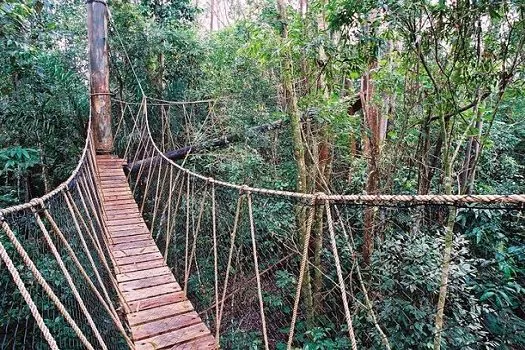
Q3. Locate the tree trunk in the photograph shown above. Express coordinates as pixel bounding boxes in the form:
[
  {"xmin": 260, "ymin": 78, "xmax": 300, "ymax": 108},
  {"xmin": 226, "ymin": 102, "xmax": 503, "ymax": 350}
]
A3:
[
  {"xmin": 276, "ymin": 0, "xmax": 313, "ymax": 326},
  {"xmin": 360, "ymin": 65, "xmax": 385, "ymax": 264},
  {"xmin": 433, "ymin": 115, "xmax": 457, "ymax": 350}
]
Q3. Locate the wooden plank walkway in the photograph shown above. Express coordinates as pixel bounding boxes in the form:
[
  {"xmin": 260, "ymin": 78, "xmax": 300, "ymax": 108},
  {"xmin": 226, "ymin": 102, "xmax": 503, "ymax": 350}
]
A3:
[{"xmin": 95, "ymin": 155, "xmax": 216, "ymax": 350}]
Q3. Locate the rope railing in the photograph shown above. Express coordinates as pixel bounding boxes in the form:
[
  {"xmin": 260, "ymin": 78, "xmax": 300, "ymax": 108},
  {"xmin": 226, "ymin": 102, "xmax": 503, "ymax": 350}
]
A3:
[
  {"xmin": 117, "ymin": 96, "xmax": 524, "ymax": 350},
  {"xmin": 127, "ymin": 97, "xmax": 524, "ymax": 207},
  {"xmin": 0, "ymin": 115, "xmax": 133, "ymax": 349},
  {"xmin": 0, "ymin": 117, "xmax": 93, "ymax": 217}
]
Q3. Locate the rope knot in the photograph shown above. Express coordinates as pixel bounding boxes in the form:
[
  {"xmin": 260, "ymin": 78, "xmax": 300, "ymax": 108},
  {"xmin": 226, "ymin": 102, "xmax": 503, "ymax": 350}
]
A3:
[
  {"xmin": 29, "ymin": 198, "xmax": 45, "ymax": 211},
  {"xmin": 313, "ymin": 192, "xmax": 325, "ymax": 205},
  {"xmin": 0, "ymin": 212, "xmax": 4, "ymax": 222},
  {"xmin": 239, "ymin": 185, "xmax": 250, "ymax": 195}
]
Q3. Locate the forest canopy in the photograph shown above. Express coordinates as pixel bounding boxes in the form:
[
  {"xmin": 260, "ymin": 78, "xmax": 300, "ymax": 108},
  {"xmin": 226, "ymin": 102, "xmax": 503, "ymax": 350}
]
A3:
[{"xmin": 0, "ymin": 0, "xmax": 524, "ymax": 349}]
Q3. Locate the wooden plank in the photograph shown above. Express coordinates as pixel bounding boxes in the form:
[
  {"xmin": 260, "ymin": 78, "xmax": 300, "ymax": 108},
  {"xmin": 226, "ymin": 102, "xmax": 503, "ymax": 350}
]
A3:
[
  {"xmin": 110, "ymin": 240, "xmax": 156, "ymax": 251},
  {"xmin": 107, "ymin": 222, "xmax": 147, "ymax": 232},
  {"xmin": 104, "ymin": 204, "xmax": 139, "ymax": 210},
  {"xmin": 103, "ymin": 203, "xmax": 138, "ymax": 210},
  {"xmin": 105, "ymin": 212, "xmax": 143, "ymax": 220},
  {"xmin": 101, "ymin": 188, "xmax": 133, "ymax": 195},
  {"xmin": 119, "ymin": 274, "xmax": 175, "ymax": 291},
  {"xmin": 127, "ymin": 291, "xmax": 186, "ymax": 312},
  {"xmin": 104, "ymin": 194, "xmax": 136, "ymax": 201},
  {"xmin": 115, "ymin": 252, "xmax": 163, "ymax": 266},
  {"xmin": 106, "ymin": 218, "xmax": 144, "ymax": 226},
  {"xmin": 103, "ymin": 198, "xmax": 137, "ymax": 204},
  {"xmin": 135, "ymin": 323, "xmax": 211, "ymax": 350},
  {"xmin": 104, "ymin": 207, "xmax": 139, "ymax": 213},
  {"xmin": 102, "ymin": 189, "xmax": 132, "ymax": 194},
  {"xmin": 111, "ymin": 234, "xmax": 151, "ymax": 244},
  {"xmin": 118, "ymin": 259, "xmax": 165, "ymax": 273},
  {"xmin": 109, "ymin": 229, "xmax": 151, "ymax": 238},
  {"xmin": 112, "ymin": 245, "xmax": 160, "ymax": 258},
  {"xmin": 96, "ymin": 155, "xmax": 214, "ymax": 349},
  {"xmin": 116, "ymin": 267, "xmax": 172, "ymax": 283},
  {"xmin": 122, "ymin": 282, "xmax": 181, "ymax": 302},
  {"xmin": 128, "ymin": 301, "xmax": 194, "ymax": 326},
  {"xmin": 174, "ymin": 335, "xmax": 216, "ymax": 350},
  {"xmin": 131, "ymin": 311, "xmax": 201, "ymax": 341},
  {"xmin": 99, "ymin": 180, "xmax": 129, "ymax": 185}
]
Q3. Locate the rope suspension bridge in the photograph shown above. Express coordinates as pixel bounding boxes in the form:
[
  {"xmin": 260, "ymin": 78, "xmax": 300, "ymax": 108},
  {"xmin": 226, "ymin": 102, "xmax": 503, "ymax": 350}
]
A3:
[{"xmin": 1, "ymin": 2, "xmax": 525, "ymax": 350}]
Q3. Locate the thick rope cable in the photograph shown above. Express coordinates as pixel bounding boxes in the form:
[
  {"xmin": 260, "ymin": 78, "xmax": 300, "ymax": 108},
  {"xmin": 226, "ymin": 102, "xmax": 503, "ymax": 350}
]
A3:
[
  {"xmin": 72, "ymin": 184, "xmax": 129, "ymax": 313},
  {"xmin": 287, "ymin": 198, "xmax": 316, "ymax": 349},
  {"xmin": 184, "ymin": 183, "xmax": 209, "ymax": 293},
  {"xmin": 63, "ymin": 190, "xmax": 114, "ymax": 304},
  {"xmin": 325, "ymin": 200, "xmax": 358, "ymax": 350},
  {"xmin": 0, "ymin": 230, "xmax": 59, "ymax": 350},
  {"xmin": 216, "ymin": 195, "xmax": 243, "ymax": 333},
  {"xmin": 139, "ymin": 141, "xmax": 158, "ymax": 214},
  {"xmin": 0, "ymin": 218, "xmax": 95, "ymax": 350},
  {"xmin": 80, "ymin": 172, "xmax": 106, "ymax": 241},
  {"xmin": 246, "ymin": 192, "xmax": 270, "ymax": 350},
  {"xmin": 78, "ymin": 176, "xmax": 114, "ymax": 257},
  {"xmin": 184, "ymin": 173, "xmax": 191, "ymax": 295},
  {"xmin": 151, "ymin": 159, "xmax": 169, "ymax": 239},
  {"xmin": 45, "ymin": 199, "xmax": 134, "ymax": 348},
  {"xmin": 211, "ymin": 182, "xmax": 220, "ymax": 347},
  {"xmin": 163, "ymin": 166, "xmax": 175, "ymax": 249},
  {"xmin": 74, "ymin": 182, "xmax": 112, "ymax": 269},
  {"xmin": 333, "ymin": 205, "xmax": 391, "ymax": 349},
  {"xmin": 0, "ymin": 118, "xmax": 92, "ymax": 217},
  {"xmin": 164, "ymin": 169, "xmax": 186, "ymax": 261},
  {"xmin": 31, "ymin": 202, "xmax": 108, "ymax": 350},
  {"xmin": 138, "ymin": 96, "xmax": 525, "ymax": 206},
  {"xmin": 45, "ymin": 200, "xmax": 114, "ymax": 311}
]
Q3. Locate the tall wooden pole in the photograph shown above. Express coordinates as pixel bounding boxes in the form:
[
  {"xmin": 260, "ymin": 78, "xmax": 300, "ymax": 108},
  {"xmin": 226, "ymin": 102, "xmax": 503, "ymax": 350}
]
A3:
[{"xmin": 87, "ymin": 0, "xmax": 113, "ymax": 154}]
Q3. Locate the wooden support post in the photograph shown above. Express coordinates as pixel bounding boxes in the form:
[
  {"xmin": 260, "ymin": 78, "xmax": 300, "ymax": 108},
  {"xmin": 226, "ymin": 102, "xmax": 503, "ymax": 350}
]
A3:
[{"xmin": 87, "ymin": 0, "xmax": 113, "ymax": 154}]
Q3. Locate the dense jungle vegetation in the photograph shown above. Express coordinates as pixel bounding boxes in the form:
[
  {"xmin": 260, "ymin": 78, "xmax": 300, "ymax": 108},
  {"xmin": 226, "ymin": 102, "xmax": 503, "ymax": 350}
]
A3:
[{"xmin": 1, "ymin": 0, "xmax": 524, "ymax": 348}]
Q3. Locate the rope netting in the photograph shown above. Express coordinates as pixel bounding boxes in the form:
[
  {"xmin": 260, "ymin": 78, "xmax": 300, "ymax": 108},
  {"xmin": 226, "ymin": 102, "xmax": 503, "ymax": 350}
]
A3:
[
  {"xmin": 1, "ymin": 3, "xmax": 524, "ymax": 346},
  {"xmin": 114, "ymin": 97, "xmax": 525, "ymax": 349},
  {"xmin": 0, "ymin": 120, "xmax": 132, "ymax": 349}
]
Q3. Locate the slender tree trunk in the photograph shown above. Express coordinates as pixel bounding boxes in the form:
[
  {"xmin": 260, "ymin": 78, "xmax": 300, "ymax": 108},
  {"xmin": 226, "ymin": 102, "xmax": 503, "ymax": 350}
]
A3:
[
  {"xmin": 360, "ymin": 65, "xmax": 385, "ymax": 264},
  {"xmin": 38, "ymin": 142, "xmax": 50, "ymax": 194},
  {"xmin": 276, "ymin": 0, "xmax": 313, "ymax": 326},
  {"xmin": 466, "ymin": 119, "xmax": 482, "ymax": 193},
  {"xmin": 433, "ymin": 116, "xmax": 457, "ymax": 350}
]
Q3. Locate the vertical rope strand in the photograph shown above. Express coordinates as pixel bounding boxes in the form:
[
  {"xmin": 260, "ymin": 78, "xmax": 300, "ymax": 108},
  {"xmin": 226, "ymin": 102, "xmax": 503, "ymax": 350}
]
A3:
[
  {"xmin": 184, "ymin": 173, "xmax": 191, "ymax": 295},
  {"xmin": 184, "ymin": 184, "xmax": 209, "ymax": 293},
  {"xmin": 287, "ymin": 199, "xmax": 316, "ymax": 349},
  {"xmin": 164, "ymin": 171, "xmax": 185, "ymax": 262},
  {"xmin": 0, "ymin": 231, "xmax": 59, "ymax": 350},
  {"xmin": 325, "ymin": 200, "xmax": 358, "ymax": 350},
  {"xmin": 217, "ymin": 195, "xmax": 243, "ymax": 334},
  {"xmin": 246, "ymin": 192, "xmax": 270, "ymax": 350},
  {"xmin": 32, "ymin": 204, "xmax": 108, "ymax": 350},
  {"xmin": 211, "ymin": 182, "xmax": 220, "ymax": 347},
  {"xmin": 0, "ymin": 219, "xmax": 95, "ymax": 350},
  {"xmin": 46, "ymin": 199, "xmax": 134, "ymax": 348}
]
